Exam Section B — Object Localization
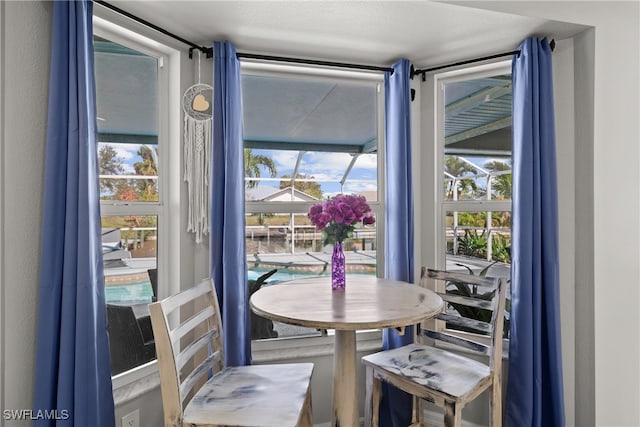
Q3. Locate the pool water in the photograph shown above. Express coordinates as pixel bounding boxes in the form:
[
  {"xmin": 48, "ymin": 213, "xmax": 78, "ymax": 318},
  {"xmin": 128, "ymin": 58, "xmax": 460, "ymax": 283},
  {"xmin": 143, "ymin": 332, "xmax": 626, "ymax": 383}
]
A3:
[{"xmin": 248, "ymin": 268, "xmax": 376, "ymax": 286}]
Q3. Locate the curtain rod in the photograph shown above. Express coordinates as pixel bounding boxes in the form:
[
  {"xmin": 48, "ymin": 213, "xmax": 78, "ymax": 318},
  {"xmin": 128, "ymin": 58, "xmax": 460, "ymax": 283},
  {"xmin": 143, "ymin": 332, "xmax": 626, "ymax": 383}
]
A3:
[
  {"xmin": 95, "ymin": 0, "xmax": 393, "ymax": 73},
  {"xmin": 236, "ymin": 53, "xmax": 393, "ymax": 74},
  {"xmin": 411, "ymin": 39, "xmax": 555, "ymax": 81},
  {"xmin": 94, "ymin": 1, "xmax": 211, "ymax": 58}
]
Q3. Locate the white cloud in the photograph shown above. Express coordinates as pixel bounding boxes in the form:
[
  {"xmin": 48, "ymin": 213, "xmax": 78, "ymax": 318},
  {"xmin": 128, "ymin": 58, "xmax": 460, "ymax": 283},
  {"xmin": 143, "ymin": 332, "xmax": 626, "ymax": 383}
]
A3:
[
  {"xmin": 353, "ymin": 153, "xmax": 377, "ymax": 168},
  {"xmin": 343, "ymin": 182, "xmax": 378, "ymax": 193},
  {"xmin": 301, "ymin": 152, "xmax": 352, "ymax": 175},
  {"xmin": 113, "ymin": 145, "xmax": 138, "ymax": 161},
  {"xmin": 257, "ymin": 150, "xmax": 378, "ymax": 193},
  {"xmin": 271, "ymin": 150, "xmax": 299, "ymax": 172}
]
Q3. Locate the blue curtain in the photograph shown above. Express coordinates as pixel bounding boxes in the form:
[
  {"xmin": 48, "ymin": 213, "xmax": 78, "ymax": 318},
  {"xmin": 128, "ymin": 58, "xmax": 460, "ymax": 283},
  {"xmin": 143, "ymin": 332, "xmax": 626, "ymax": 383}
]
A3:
[
  {"xmin": 506, "ymin": 37, "xmax": 565, "ymax": 427},
  {"xmin": 33, "ymin": 1, "xmax": 115, "ymax": 426},
  {"xmin": 380, "ymin": 58, "xmax": 414, "ymax": 427},
  {"xmin": 210, "ymin": 41, "xmax": 250, "ymax": 366}
]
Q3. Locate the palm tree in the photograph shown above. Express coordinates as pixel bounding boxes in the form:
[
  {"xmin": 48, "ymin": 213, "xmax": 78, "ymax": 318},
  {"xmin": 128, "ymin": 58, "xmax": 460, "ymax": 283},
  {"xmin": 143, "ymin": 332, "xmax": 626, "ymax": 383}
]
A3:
[
  {"xmin": 484, "ymin": 160, "xmax": 512, "ymax": 229},
  {"xmin": 444, "ymin": 156, "xmax": 478, "ymax": 200},
  {"xmin": 134, "ymin": 145, "xmax": 158, "ymax": 200},
  {"xmin": 244, "ymin": 149, "xmax": 277, "ymax": 189},
  {"xmin": 484, "ymin": 160, "xmax": 512, "ymax": 200}
]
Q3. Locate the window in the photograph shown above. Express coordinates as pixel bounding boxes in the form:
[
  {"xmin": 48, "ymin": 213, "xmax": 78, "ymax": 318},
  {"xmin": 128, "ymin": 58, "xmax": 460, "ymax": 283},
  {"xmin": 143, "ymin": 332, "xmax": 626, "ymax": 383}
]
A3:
[
  {"xmin": 94, "ymin": 33, "xmax": 167, "ymax": 375},
  {"xmin": 435, "ymin": 62, "xmax": 512, "ymax": 339},
  {"xmin": 241, "ymin": 66, "xmax": 384, "ymax": 340}
]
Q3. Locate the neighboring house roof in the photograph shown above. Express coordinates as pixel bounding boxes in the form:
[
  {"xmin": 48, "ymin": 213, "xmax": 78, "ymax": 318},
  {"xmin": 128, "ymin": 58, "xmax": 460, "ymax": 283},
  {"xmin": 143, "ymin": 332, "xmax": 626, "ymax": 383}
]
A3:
[{"xmin": 262, "ymin": 187, "xmax": 318, "ymax": 202}]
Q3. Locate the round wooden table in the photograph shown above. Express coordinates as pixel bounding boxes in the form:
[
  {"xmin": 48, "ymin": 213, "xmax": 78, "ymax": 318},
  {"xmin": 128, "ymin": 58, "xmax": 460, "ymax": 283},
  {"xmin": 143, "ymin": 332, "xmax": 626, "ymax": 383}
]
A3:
[{"xmin": 250, "ymin": 275, "xmax": 443, "ymax": 427}]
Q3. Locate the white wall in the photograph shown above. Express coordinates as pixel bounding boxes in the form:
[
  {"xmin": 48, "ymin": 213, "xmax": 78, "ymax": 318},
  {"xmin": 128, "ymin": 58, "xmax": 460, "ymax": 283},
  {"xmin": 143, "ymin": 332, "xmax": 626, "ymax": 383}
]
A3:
[
  {"xmin": 0, "ymin": 0, "xmax": 51, "ymax": 418},
  {"xmin": 572, "ymin": 27, "xmax": 596, "ymax": 427},
  {"xmin": 552, "ymin": 36, "xmax": 577, "ymax": 427}
]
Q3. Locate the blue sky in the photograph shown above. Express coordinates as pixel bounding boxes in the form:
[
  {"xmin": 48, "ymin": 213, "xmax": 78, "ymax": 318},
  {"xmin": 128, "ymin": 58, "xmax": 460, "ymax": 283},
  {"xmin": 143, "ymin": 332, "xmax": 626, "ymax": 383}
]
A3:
[{"xmin": 247, "ymin": 149, "xmax": 378, "ymax": 199}]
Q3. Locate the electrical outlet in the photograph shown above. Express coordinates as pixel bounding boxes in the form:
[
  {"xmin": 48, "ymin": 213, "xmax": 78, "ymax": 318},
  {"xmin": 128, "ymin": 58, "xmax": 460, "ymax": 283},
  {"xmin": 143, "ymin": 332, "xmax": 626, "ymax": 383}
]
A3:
[{"xmin": 121, "ymin": 410, "xmax": 139, "ymax": 427}]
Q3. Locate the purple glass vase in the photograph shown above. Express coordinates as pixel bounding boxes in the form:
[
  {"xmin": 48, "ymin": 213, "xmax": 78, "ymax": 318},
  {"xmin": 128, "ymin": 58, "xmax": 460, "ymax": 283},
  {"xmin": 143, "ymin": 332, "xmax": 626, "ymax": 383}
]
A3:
[{"xmin": 331, "ymin": 242, "xmax": 346, "ymax": 290}]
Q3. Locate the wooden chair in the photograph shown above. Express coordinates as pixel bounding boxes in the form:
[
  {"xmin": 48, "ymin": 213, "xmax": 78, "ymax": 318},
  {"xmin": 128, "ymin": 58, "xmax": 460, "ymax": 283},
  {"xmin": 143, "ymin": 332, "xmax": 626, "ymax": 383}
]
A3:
[
  {"xmin": 362, "ymin": 268, "xmax": 507, "ymax": 427},
  {"xmin": 149, "ymin": 278, "xmax": 314, "ymax": 427}
]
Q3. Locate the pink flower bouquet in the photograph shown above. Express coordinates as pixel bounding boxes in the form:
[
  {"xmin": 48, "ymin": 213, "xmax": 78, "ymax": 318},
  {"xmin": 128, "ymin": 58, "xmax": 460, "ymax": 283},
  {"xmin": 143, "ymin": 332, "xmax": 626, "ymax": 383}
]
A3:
[{"xmin": 308, "ymin": 194, "xmax": 375, "ymax": 245}]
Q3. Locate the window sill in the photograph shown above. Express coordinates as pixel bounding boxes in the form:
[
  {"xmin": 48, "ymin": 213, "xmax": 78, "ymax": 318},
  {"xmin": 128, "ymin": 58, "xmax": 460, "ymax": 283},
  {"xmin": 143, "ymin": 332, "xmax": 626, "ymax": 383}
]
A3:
[{"xmin": 111, "ymin": 360, "xmax": 160, "ymax": 406}]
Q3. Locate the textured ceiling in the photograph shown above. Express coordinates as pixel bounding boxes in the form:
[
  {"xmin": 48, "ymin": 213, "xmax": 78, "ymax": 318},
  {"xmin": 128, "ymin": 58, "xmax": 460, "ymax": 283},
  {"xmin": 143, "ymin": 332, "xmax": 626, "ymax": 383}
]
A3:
[{"xmin": 99, "ymin": 1, "xmax": 587, "ymax": 69}]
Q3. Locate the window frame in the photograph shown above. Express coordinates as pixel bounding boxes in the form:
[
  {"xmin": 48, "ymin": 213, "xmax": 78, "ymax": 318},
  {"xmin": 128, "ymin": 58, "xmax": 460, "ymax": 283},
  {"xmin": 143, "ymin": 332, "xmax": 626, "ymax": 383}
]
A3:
[
  {"xmin": 434, "ymin": 60, "xmax": 512, "ymax": 269},
  {"xmin": 93, "ymin": 14, "xmax": 182, "ymax": 394},
  {"xmin": 432, "ymin": 61, "xmax": 512, "ymax": 348},
  {"xmin": 241, "ymin": 62, "xmax": 386, "ymax": 342}
]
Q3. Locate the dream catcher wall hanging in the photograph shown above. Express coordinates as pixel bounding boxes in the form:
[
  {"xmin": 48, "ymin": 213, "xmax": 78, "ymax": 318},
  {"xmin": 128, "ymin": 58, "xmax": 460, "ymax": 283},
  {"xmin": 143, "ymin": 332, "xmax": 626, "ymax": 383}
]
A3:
[{"xmin": 183, "ymin": 51, "xmax": 213, "ymax": 243}]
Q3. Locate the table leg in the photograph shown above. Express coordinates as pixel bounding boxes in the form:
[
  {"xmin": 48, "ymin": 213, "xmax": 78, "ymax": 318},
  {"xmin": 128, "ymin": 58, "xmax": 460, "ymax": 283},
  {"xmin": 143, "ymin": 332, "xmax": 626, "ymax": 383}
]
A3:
[{"xmin": 332, "ymin": 330, "xmax": 358, "ymax": 427}]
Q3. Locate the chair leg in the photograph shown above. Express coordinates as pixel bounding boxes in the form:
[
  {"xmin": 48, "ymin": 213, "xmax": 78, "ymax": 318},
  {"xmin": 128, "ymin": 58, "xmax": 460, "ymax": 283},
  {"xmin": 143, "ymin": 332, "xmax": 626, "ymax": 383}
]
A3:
[
  {"xmin": 444, "ymin": 401, "xmax": 462, "ymax": 427},
  {"xmin": 489, "ymin": 381, "xmax": 502, "ymax": 427},
  {"xmin": 298, "ymin": 388, "xmax": 313, "ymax": 427},
  {"xmin": 411, "ymin": 396, "xmax": 424, "ymax": 425},
  {"xmin": 372, "ymin": 375, "xmax": 381, "ymax": 427},
  {"xmin": 364, "ymin": 367, "xmax": 381, "ymax": 427}
]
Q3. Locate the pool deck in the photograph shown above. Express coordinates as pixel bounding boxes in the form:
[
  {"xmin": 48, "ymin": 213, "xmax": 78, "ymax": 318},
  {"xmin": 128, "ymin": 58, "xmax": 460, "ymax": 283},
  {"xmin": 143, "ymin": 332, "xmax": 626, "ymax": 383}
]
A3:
[
  {"xmin": 247, "ymin": 251, "xmax": 510, "ymax": 280},
  {"xmin": 247, "ymin": 249, "xmax": 377, "ymax": 273}
]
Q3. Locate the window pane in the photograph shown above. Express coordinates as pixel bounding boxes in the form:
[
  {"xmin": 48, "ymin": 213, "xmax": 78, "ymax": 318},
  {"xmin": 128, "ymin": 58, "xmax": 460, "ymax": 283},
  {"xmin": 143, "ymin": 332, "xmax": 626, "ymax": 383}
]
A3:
[
  {"xmin": 247, "ymin": 211, "xmax": 377, "ymax": 339},
  {"xmin": 98, "ymin": 142, "xmax": 159, "ymax": 202},
  {"xmin": 244, "ymin": 149, "xmax": 377, "ymax": 201},
  {"xmin": 246, "ymin": 212, "xmax": 377, "ymax": 261},
  {"xmin": 243, "ymin": 71, "xmax": 381, "ymax": 341},
  {"xmin": 443, "ymin": 74, "xmax": 512, "ymax": 202},
  {"xmin": 445, "ymin": 210, "xmax": 511, "ymax": 263},
  {"xmin": 94, "ymin": 36, "xmax": 158, "ymax": 140},
  {"xmin": 95, "ymin": 35, "xmax": 164, "ymax": 376},
  {"xmin": 102, "ymin": 215, "xmax": 157, "ymax": 375},
  {"xmin": 102, "ymin": 215, "xmax": 157, "ymax": 302},
  {"xmin": 95, "ymin": 36, "xmax": 159, "ymax": 203},
  {"xmin": 444, "ymin": 210, "xmax": 510, "ymax": 338}
]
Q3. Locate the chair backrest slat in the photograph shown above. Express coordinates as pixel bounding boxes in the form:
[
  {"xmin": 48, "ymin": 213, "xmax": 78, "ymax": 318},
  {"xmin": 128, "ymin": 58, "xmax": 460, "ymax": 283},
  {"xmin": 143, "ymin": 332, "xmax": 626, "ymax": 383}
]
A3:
[
  {"xmin": 419, "ymin": 268, "xmax": 507, "ymax": 376},
  {"xmin": 149, "ymin": 278, "xmax": 225, "ymax": 424},
  {"xmin": 179, "ymin": 350, "xmax": 222, "ymax": 400},
  {"xmin": 176, "ymin": 329, "xmax": 219, "ymax": 373},
  {"xmin": 169, "ymin": 305, "xmax": 215, "ymax": 350},
  {"xmin": 435, "ymin": 313, "xmax": 493, "ymax": 334},
  {"xmin": 440, "ymin": 293, "xmax": 495, "ymax": 310},
  {"xmin": 160, "ymin": 280, "xmax": 212, "ymax": 316},
  {"xmin": 421, "ymin": 329, "xmax": 490, "ymax": 355},
  {"xmin": 427, "ymin": 268, "xmax": 496, "ymax": 288}
]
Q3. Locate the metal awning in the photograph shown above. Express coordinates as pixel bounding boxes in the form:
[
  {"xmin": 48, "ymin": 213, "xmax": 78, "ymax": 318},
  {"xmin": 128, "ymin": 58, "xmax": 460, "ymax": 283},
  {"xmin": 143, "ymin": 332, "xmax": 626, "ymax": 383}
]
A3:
[
  {"xmin": 242, "ymin": 74, "xmax": 378, "ymax": 153},
  {"xmin": 94, "ymin": 37, "xmax": 158, "ymax": 144},
  {"xmin": 444, "ymin": 75, "xmax": 512, "ymax": 156}
]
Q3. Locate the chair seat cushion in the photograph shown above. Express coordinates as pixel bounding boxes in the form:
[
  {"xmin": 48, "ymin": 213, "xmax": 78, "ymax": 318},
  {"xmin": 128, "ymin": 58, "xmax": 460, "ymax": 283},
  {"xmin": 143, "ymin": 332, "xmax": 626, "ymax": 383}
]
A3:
[
  {"xmin": 362, "ymin": 343, "xmax": 490, "ymax": 399},
  {"xmin": 183, "ymin": 362, "xmax": 313, "ymax": 427}
]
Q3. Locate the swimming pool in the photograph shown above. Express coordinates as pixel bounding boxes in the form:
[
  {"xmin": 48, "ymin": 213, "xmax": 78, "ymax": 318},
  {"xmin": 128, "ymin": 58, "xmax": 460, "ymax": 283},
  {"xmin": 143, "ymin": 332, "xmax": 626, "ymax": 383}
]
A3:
[
  {"xmin": 248, "ymin": 268, "xmax": 326, "ymax": 284},
  {"xmin": 248, "ymin": 267, "xmax": 377, "ymax": 286}
]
